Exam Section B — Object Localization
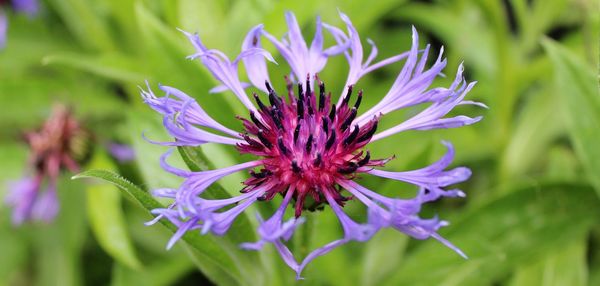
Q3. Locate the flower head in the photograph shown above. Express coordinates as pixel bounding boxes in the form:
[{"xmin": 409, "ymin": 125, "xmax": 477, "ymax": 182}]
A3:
[
  {"xmin": 5, "ymin": 105, "xmax": 88, "ymax": 225},
  {"xmin": 143, "ymin": 11, "xmax": 484, "ymax": 278}
]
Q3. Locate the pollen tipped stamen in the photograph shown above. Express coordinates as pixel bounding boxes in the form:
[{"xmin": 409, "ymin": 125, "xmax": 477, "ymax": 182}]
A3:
[
  {"xmin": 293, "ymin": 123, "xmax": 301, "ymax": 143},
  {"xmin": 270, "ymin": 108, "xmax": 284, "ymax": 130},
  {"xmin": 250, "ymin": 112, "xmax": 266, "ymax": 129},
  {"xmin": 297, "ymin": 83, "xmax": 304, "ymax": 103},
  {"xmin": 318, "ymin": 80, "xmax": 325, "ymax": 111},
  {"xmin": 242, "ymin": 134, "xmax": 262, "ymax": 148},
  {"xmin": 357, "ymin": 121, "xmax": 378, "ymax": 142},
  {"xmin": 253, "ymin": 93, "xmax": 267, "ymax": 111},
  {"xmin": 305, "ymin": 135, "xmax": 313, "ymax": 153},
  {"xmin": 329, "ymin": 104, "xmax": 336, "ymax": 121},
  {"xmin": 325, "ymin": 131, "xmax": 336, "ymax": 151},
  {"xmin": 342, "ymin": 85, "xmax": 354, "ymax": 106},
  {"xmin": 265, "ymin": 81, "xmax": 274, "ymax": 93},
  {"xmin": 338, "ymin": 162, "xmax": 358, "ymax": 174},
  {"xmin": 321, "ymin": 117, "xmax": 329, "ymax": 133},
  {"xmin": 357, "ymin": 151, "xmax": 371, "ymax": 166},
  {"xmin": 277, "ymin": 137, "xmax": 289, "ymax": 156},
  {"xmin": 340, "ymin": 107, "xmax": 357, "ymax": 131},
  {"xmin": 284, "ymin": 76, "xmax": 294, "ymax": 102},
  {"xmin": 250, "ymin": 170, "xmax": 271, "ymax": 178},
  {"xmin": 297, "ymin": 100, "xmax": 305, "ymax": 119},
  {"xmin": 313, "ymin": 153, "xmax": 322, "ymax": 166},
  {"xmin": 291, "ymin": 160, "xmax": 302, "ymax": 173},
  {"xmin": 257, "ymin": 130, "xmax": 272, "ymax": 149},
  {"xmin": 267, "ymin": 82, "xmax": 282, "ymax": 107},
  {"xmin": 343, "ymin": 125, "xmax": 360, "ymax": 146},
  {"xmin": 305, "ymin": 74, "xmax": 311, "ymax": 99},
  {"xmin": 354, "ymin": 90, "xmax": 363, "ymax": 109}
]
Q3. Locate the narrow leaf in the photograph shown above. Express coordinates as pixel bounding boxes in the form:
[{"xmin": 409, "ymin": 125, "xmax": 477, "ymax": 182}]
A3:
[
  {"xmin": 72, "ymin": 169, "xmax": 256, "ymax": 286},
  {"xmin": 85, "ymin": 150, "xmax": 142, "ymax": 269},
  {"xmin": 542, "ymin": 39, "xmax": 600, "ymax": 195}
]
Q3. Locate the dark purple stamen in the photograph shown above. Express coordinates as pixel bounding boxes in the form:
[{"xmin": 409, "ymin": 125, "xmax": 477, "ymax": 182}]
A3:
[
  {"xmin": 340, "ymin": 107, "xmax": 357, "ymax": 131},
  {"xmin": 343, "ymin": 125, "xmax": 359, "ymax": 146},
  {"xmin": 253, "ymin": 93, "xmax": 268, "ymax": 111},
  {"xmin": 293, "ymin": 123, "xmax": 301, "ymax": 143},
  {"xmin": 257, "ymin": 130, "xmax": 272, "ymax": 148},
  {"xmin": 357, "ymin": 121, "xmax": 378, "ymax": 142},
  {"xmin": 291, "ymin": 160, "xmax": 301, "ymax": 173},
  {"xmin": 305, "ymin": 135, "xmax": 313, "ymax": 153},
  {"xmin": 318, "ymin": 81, "xmax": 325, "ymax": 111},
  {"xmin": 329, "ymin": 104, "xmax": 336, "ymax": 121},
  {"xmin": 358, "ymin": 151, "xmax": 371, "ymax": 166},
  {"xmin": 278, "ymin": 137, "xmax": 289, "ymax": 156},
  {"xmin": 325, "ymin": 131, "xmax": 336, "ymax": 150},
  {"xmin": 354, "ymin": 90, "xmax": 363, "ymax": 109},
  {"xmin": 342, "ymin": 85, "xmax": 353, "ymax": 105}
]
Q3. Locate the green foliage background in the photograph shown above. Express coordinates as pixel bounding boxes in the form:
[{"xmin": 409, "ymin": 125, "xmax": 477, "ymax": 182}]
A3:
[{"xmin": 0, "ymin": 0, "xmax": 598, "ymax": 285}]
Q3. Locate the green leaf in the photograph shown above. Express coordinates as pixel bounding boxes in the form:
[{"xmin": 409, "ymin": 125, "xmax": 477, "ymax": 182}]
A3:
[
  {"xmin": 382, "ymin": 183, "xmax": 599, "ymax": 285},
  {"xmin": 46, "ymin": 0, "xmax": 115, "ymax": 51},
  {"xmin": 542, "ymin": 39, "xmax": 600, "ymax": 195},
  {"xmin": 72, "ymin": 169, "xmax": 265, "ymax": 286},
  {"xmin": 0, "ymin": 221, "xmax": 29, "ymax": 285},
  {"xmin": 501, "ymin": 88, "xmax": 565, "ymax": 179},
  {"xmin": 509, "ymin": 238, "xmax": 587, "ymax": 286},
  {"xmin": 42, "ymin": 53, "xmax": 146, "ymax": 83},
  {"xmin": 110, "ymin": 253, "xmax": 195, "ymax": 286},
  {"xmin": 86, "ymin": 150, "xmax": 141, "ymax": 269},
  {"xmin": 35, "ymin": 177, "xmax": 88, "ymax": 286},
  {"xmin": 177, "ymin": 146, "xmax": 214, "ymax": 172},
  {"xmin": 360, "ymin": 229, "xmax": 409, "ymax": 286}
]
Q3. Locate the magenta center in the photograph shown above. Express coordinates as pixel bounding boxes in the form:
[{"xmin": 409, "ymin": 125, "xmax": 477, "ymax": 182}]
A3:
[{"xmin": 237, "ymin": 76, "xmax": 384, "ymax": 217}]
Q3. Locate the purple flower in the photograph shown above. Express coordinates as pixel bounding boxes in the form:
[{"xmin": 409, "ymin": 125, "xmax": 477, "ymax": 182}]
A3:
[
  {"xmin": 108, "ymin": 142, "xmax": 136, "ymax": 163},
  {"xmin": 0, "ymin": 0, "xmax": 39, "ymax": 48},
  {"xmin": 0, "ymin": 11, "xmax": 7, "ymax": 48},
  {"xmin": 6, "ymin": 105, "xmax": 86, "ymax": 225},
  {"xmin": 143, "ymin": 11, "xmax": 484, "ymax": 278}
]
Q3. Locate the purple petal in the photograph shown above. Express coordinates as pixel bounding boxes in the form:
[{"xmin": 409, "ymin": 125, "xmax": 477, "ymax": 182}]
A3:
[
  {"xmin": 5, "ymin": 176, "xmax": 40, "ymax": 225},
  {"xmin": 371, "ymin": 81, "xmax": 479, "ymax": 140},
  {"xmin": 12, "ymin": 0, "xmax": 39, "ymax": 16},
  {"xmin": 241, "ymin": 25, "xmax": 272, "ymax": 92},
  {"xmin": 179, "ymin": 29, "xmax": 257, "ymax": 111},
  {"xmin": 108, "ymin": 143, "xmax": 136, "ymax": 163},
  {"xmin": 0, "ymin": 12, "xmax": 6, "ymax": 49},
  {"xmin": 31, "ymin": 184, "xmax": 59, "ymax": 223}
]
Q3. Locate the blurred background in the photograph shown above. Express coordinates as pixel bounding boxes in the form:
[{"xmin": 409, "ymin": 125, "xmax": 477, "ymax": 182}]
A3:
[{"xmin": 0, "ymin": 0, "xmax": 598, "ymax": 285}]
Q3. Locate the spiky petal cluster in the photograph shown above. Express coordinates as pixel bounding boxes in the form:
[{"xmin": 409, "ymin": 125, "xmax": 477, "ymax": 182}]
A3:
[
  {"xmin": 143, "ymin": 11, "xmax": 484, "ymax": 278},
  {"xmin": 5, "ymin": 105, "xmax": 87, "ymax": 225},
  {"xmin": 0, "ymin": 0, "xmax": 38, "ymax": 48},
  {"xmin": 237, "ymin": 77, "xmax": 386, "ymax": 218}
]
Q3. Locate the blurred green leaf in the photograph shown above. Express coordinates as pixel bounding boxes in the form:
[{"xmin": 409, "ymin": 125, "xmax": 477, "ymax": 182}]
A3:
[
  {"xmin": 35, "ymin": 178, "xmax": 88, "ymax": 286},
  {"xmin": 360, "ymin": 229, "xmax": 409, "ymax": 286},
  {"xmin": 110, "ymin": 253, "xmax": 194, "ymax": 286},
  {"xmin": 501, "ymin": 88, "xmax": 564, "ymax": 179},
  {"xmin": 382, "ymin": 183, "xmax": 599, "ymax": 285},
  {"xmin": 509, "ymin": 238, "xmax": 587, "ymax": 286},
  {"xmin": 542, "ymin": 39, "xmax": 600, "ymax": 195},
  {"xmin": 72, "ymin": 169, "xmax": 268, "ymax": 286},
  {"xmin": 43, "ymin": 53, "xmax": 146, "ymax": 83},
  {"xmin": 0, "ymin": 221, "xmax": 29, "ymax": 285},
  {"xmin": 86, "ymin": 150, "xmax": 141, "ymax": 269},
  {"xmin": 177, "ymin": 146, "xmax": 214, "ymax": 172},
  {"xmin": 72, "ymin": 169, "xmax": 242, "ymax": 284},
  {"xmin": 46, "ymin": 0, "xmax": 115, "ymax": 51}
]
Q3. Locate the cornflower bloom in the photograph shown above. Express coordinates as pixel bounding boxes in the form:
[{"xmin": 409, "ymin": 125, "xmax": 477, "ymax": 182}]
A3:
[
  {"xmin": 0, "ymin": 0, "xmax": 38, "ymax": 48},
  {"xmin": 143, "ymin": 11, "xmax": 484, "ymax": 278},
  {"xmin": 6, "ymin": 105, "xmax": 88, "ymax": 225}
]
